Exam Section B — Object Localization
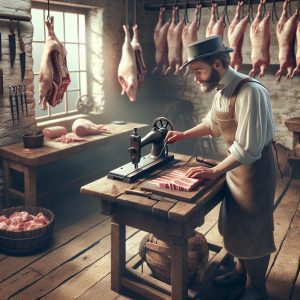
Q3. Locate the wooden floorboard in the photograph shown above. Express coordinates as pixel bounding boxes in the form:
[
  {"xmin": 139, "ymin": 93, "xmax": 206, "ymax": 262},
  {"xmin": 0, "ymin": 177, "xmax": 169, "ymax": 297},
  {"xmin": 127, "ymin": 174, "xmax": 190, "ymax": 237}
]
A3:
[{"xmin": 0, "ymin": 175, "xmax": 298, "ymax": 300}]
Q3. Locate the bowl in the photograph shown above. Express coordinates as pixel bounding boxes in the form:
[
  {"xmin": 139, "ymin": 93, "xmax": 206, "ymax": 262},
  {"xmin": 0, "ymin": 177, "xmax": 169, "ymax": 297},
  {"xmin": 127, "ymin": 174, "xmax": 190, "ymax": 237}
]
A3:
[{"xmin": 23, "ymin": 131, "xmax": 44, "ymax": 149}]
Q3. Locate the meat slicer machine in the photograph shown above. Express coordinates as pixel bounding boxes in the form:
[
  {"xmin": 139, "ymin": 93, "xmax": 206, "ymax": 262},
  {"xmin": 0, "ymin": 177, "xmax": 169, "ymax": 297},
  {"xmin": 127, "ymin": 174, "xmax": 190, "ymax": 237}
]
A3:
[{"xmin": 108, "ymin": 117, "xmax": 176, "ymax": 182}]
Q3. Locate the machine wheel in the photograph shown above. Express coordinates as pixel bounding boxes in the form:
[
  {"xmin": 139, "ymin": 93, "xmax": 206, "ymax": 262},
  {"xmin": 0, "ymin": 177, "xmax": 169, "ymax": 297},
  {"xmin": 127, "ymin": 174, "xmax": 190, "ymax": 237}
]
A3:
[{"xmin": 152, "ymin": 117, "xmax": 174, "ymax": 131}]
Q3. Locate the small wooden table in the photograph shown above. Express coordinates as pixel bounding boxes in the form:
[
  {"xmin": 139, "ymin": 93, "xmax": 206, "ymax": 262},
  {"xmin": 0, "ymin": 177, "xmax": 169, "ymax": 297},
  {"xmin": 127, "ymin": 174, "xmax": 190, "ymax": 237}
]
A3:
[
  {"xmin": 81, "ymin": 154, "xmax": 225, "ymax": 300},
  {"xmin": 0, "ymin": 122, "xmax": 148, "ymax": 207}
]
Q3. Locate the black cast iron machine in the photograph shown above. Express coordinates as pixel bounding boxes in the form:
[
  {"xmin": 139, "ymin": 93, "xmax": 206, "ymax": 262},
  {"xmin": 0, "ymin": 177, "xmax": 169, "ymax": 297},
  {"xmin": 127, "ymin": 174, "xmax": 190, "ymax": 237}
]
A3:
[{"xmin": 108, "ymin": 117, "xmax": 176, "ymax": 182}]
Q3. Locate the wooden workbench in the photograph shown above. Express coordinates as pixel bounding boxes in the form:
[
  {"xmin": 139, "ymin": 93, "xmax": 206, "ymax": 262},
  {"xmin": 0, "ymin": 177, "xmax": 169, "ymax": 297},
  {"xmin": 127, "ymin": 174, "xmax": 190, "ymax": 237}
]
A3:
[
  {"xmin": 80, "ymin": 154, "xmax": 225, "ymax": 300},
  {"xmin": 0, "ymin": 122, "xmax": 148, "ymax": 207}
]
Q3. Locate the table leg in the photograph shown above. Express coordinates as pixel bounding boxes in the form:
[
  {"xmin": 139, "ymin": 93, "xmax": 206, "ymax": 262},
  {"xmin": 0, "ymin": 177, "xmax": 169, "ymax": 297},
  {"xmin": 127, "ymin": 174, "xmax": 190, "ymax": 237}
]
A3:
[
  {"xmin": 111, "ymin": 220, "xmax": 126, "ymax": 293},
  {"xmin": 171, "ymin": 238, "xmax": 188, "ymax": 300},
  {"xmin": 3, "ymin": 160, "xmax": 11, "ymax": 207},
  {"xmin": 24, "ymin": 166, "xmax": 37, "ymax": 207}
]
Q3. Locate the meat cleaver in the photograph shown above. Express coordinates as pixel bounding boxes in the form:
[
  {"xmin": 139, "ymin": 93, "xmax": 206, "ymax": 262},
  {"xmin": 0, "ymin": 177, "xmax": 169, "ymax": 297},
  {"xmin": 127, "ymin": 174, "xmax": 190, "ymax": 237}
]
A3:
[
  {"xmin": 18, "ymin": 21, "xmax": 26, "ymax": 81},
  {"xmin": 8, "ymin": 20, "xmax": 16, "ymax": 68}
]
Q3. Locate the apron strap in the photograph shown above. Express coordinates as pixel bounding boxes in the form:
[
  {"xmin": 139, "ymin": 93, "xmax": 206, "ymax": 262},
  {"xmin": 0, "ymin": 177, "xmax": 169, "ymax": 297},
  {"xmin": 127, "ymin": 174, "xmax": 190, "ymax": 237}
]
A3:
[
  {"xmin": 271, "ymin": 140, "xmax": 284, "ymax": 179},
  {"xmin": 228, "ymin": 78, "xmax": 265, "ymax": 117}
]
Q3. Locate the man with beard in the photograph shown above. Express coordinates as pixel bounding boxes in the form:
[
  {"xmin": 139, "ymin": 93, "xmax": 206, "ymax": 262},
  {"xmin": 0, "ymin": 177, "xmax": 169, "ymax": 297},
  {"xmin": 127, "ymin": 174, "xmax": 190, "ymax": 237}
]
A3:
[{"xmin": 166, "ymin": 36, "xmax": 277, "ymax": 300}]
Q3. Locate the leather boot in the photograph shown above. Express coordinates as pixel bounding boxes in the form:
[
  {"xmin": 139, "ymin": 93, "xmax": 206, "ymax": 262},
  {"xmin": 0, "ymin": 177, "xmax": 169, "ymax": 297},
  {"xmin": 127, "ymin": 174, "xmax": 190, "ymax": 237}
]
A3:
[
  {"xmin": 213, "ymin": 270, "xmax": 246, "ymax": 287},
  {"xmin": 237, "ymin": 287, "xmax": 267, "ymax": 300}
]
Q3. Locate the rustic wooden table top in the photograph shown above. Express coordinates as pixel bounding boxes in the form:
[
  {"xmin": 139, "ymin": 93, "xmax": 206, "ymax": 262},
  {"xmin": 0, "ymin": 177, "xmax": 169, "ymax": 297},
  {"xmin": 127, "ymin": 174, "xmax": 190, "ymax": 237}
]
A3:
[
  {"xmin": 81, "ymin": 153, "xmax": 226, "ymax": 222},
  {"xmin": 0, "ymin": 122, "xmax": 148, "ymax": 167}
]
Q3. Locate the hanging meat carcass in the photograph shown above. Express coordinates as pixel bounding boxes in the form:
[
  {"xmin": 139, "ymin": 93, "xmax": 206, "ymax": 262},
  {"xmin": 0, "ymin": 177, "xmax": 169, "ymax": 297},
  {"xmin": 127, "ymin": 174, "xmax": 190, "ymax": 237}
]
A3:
[
  {"xmin": 275, "ymin": 0, "xmax": 298, "ymax": 83},
  {"xmin": 131, "ymin": 25, "xmax": 147, "ymax": 87},
  {"xmin": 182, "ymin": 5, "xmax": 201, "ymax": 76},
  {"xmin": 165, "ymin": 6, "xmax": 185, "ymax": 75},
  {"xmin": 291, "ymin": 22, "xmax": 300, "ymax": 78},
  {"xmin": 152, "ymin": 7, "xmax": 171, "ymax": 74},
  {"xmin": 205, "ymin": 3, "xmax": 225, "ymax": 40},
  {"xmin": 249, "ymin": 0, "xmax": 270, "ymax": 78},
  {"xmin": 39, "ymin": 16, "xmax": 71, "ymax": 110},
  {"xmin": 227, "ymin": 1, "xmax": 249, "ymax": 70},
  {"xmin": 118, "ymin": 25, "xmax": 138, "ymax": 101}
]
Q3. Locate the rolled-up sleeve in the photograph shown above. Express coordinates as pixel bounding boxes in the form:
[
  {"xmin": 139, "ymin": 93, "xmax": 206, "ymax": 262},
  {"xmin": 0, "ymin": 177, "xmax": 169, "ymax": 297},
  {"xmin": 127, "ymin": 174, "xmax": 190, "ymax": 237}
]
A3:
[
  {"xmin": 202, "ymin": 109, "xmax": 222, "ymax": 138},
  {"xmin": 229, "ymin": 84, "xmax": 270, "ymax": 165}
]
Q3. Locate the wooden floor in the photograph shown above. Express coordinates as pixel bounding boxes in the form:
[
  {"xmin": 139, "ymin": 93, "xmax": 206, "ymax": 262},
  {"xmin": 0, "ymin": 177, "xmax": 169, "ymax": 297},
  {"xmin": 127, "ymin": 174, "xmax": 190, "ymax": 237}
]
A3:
[{"xmin": 0, "ymin": 175, "xmax": 299, "ymax": 300}]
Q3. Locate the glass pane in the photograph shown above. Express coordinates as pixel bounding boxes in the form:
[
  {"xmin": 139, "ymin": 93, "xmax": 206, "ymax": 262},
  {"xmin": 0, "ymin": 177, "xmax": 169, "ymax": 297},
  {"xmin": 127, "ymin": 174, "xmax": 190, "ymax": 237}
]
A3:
[
  {"xmin": 79, "ymin": 14, "xmax": 86, "ymax": 43},
  {"xmin": 69, "ymin": 72, "xmax": 79, "ymax": 90},
  {"xmin": 34, "ymin": 75, "xmax": 48, "ymax": 118},
  {"xmin": 32, "ymin": 42, "xmax": 44, "ymax": 74},
  {"xmin": 65, "ymin": 44, "xmax": 79, "ymax": 71},
  {"xmin": 65, "ymin": 13, "xmax": 78, "ymax": 43},
  {"xmin": 32, "ymin": 9, "xmax": 44, "ymax": 41},
  {"xmin": 80, "ymin": 72, "xmax": 87, "ymax": 95},
  {"xmin": 67, "ymin": 90, "xmax": 79, "ymax": 112},
  {"xmin": 51, "ymin": 97, "xmax": 66, "ymax": 115},
  {"xmin": 46, "ymin": 11, "xmax": 64, "ymax": 42},
  {"xmin": 79, "ymin": 45, "xmax": 86, "ymax": 70}
]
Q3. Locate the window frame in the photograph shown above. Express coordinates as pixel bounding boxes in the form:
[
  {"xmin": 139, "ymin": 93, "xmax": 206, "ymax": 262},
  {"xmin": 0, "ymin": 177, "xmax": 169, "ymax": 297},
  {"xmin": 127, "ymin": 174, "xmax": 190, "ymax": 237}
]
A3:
[{"xmin": 32, "ymin": 2, "xmax": 90, "ymax": 122}]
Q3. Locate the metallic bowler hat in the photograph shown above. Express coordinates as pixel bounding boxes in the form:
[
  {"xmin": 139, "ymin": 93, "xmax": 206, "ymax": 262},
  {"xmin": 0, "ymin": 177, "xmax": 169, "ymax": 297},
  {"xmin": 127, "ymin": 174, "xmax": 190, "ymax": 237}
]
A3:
[{"xmin": 180, "ymin": 36, "xmax": 233, "ymax": 70}]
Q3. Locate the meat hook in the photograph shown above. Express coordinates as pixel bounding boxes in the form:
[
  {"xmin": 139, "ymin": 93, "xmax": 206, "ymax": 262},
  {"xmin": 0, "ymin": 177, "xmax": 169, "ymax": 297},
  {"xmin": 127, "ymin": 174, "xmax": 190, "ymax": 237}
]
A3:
[
  {"xmin": 223, "ymin": 0, "xmax": 230, "ymax": 27},
  {"xmin": 197, "ymin": 2, "xmax": 202, "ymax": 30},
  {"xmin": 288, "ymin": 0, "xmax": 292, "ymax": 16},
  {"xmin": 262, "ymin": 0, "xmax": 267, "ymax": 18},
  {"xmin": 47, "ymin": 0, "xmax": 51, "ymax": 22},
  {"xmin": 271, "ymin": 0, "xmax": 279, "ymax": 21},
  {"xmin": 211, "ymin": 0, "xmax": 219, "ymax": 20},
  {"xmin": 184, "ymin": 0, "xmax": 190, "ymax": 24},
  {"xmin": 248, "ymin": 0, "xmax": 254, "ymax": 21}
]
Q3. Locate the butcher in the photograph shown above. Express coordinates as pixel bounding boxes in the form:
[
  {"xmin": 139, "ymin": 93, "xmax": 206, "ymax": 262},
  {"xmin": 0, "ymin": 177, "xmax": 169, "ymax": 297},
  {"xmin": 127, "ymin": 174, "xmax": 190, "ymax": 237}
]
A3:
[{"xmin": 166, "ymin": 36, "xmax": 277, "ymax": 300}]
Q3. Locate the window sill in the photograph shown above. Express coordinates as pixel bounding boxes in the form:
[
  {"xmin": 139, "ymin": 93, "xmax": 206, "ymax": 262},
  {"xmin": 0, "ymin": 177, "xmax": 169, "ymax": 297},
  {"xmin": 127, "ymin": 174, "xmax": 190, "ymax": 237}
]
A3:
[{"xmin": 37, "ymin": 113, "xmax": 104, "ymax": 132}]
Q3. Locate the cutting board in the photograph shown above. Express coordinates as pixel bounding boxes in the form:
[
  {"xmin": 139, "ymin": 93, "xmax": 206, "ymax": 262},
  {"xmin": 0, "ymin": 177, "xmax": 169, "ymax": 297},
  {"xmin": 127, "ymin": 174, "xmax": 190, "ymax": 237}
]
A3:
[{"xmin": 140, "ymin": 168, "xmax": 217, "ymax": 203}]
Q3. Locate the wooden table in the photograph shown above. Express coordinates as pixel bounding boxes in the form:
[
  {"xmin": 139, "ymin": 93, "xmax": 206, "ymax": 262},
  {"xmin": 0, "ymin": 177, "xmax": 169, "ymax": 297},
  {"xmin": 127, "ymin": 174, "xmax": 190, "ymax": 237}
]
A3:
[
  {"xmin": 0, "ymin": 122, "xmax": 148, "ymax": 207},
  {"xmin": 80, "ymin": 154, "xmax": 225, "ymax": 300}
]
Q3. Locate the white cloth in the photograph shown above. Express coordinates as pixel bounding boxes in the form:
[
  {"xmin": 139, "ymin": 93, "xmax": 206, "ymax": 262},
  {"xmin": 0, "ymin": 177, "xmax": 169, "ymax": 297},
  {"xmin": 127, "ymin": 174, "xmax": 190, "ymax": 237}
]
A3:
[{"xmin": 202, "ymin": 66, "xmax": 276, "ymax": 165}]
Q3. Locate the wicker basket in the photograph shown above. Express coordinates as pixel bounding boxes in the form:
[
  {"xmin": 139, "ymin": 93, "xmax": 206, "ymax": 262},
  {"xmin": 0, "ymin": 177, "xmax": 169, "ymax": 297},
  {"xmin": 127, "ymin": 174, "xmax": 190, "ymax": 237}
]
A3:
[{"xmin": 0, "ymin": 206, "xmax": 54, "ymax": 255}]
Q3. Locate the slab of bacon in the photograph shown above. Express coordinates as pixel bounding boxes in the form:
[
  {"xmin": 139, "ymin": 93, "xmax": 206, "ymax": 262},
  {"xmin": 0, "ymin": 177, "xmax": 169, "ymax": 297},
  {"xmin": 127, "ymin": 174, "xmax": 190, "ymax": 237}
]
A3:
[
  {"xmin": 165, "ymin": 6, "xmax": 185, "ymax": 75},
  {"xmin": 131, "ymin": 25, "xmax": 147, "ymax": 87},
  {"xmin": 206, "ymin": 3, "xmax": 225, "ymax": 40},
  {"xmin": 0, "ymin": 212, "xmax": 50, "ymax": 232},
  {"xmin": 118, "ymin": 25, "xmax": 138, "ymax": 101},
  {"xmin": 72, "ymin": 118, "xmax": 110, "ymax": 137},
  {"xmin": 153, "ymin": 7, "xmax": 171, "ymax": 74},
  {"xmin": 182, "ymin": 5, "xmax": 201, "ymax": 76},
  {"xmin": 228, "ymin": 2, "xmax": 249, "ymax": 70},
  {"xmin": 249, "ymin": 0, "xmax": 270, "ymax": 78},
  {"xmin": 43, "ymin": 126, "xmax": 68, "ymax": 139},
  {"xmin": 291, "ymin": 22, "xmax": 300, "ymax": 78},
  {"xmin": 148, "ymin": 169, "xmax": 204, "ymax": 192},
  {"xmin": 275, "ymin": 0, "xmax": 298, "ymax": 83},
  {"xmin": 39, "ymin": 16, "xmax": 71, "ymax": 110}
]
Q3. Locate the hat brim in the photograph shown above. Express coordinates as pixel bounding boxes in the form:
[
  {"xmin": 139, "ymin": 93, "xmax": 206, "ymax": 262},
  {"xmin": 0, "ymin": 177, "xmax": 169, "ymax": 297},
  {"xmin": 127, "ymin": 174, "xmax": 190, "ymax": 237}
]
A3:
[{"xmin": 179, "ymin": 48, "xmax": 233, "ymax": 71}]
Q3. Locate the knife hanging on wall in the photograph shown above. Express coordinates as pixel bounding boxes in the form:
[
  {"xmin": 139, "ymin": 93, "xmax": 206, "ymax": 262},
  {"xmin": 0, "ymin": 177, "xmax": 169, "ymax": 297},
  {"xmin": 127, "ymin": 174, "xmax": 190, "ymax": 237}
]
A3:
[
  {"xmin": 18, "ymin": 21, "xmax": 26, "ymax": 81},
  {"xmin": 8, "ymin": 20, "xmax": 16, "ymax": 68},
  {"xmin": 19, "ymin": 85, "xmax": 24, "ymax": 114},
  {"xmin": 8, "ymin": 86, "xmax": 15, "ymax": 124},
  {"xmin": 14, "ymin": 87, "xmax": 20, "ymax": 123},
  {"xmin": 0, "ymin": 33, "xmax": 2, "ymax": 96},
  {"xmin": 0, "ymin": 32, "xmax": 2, "ymax": 61}
]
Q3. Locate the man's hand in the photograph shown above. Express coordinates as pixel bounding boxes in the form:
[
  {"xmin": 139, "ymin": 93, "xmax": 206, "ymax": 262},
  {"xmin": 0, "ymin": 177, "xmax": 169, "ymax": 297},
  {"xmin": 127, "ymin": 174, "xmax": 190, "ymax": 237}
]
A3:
[
  {"xmin": 185, "ymin": 166, "xmax": 221, "ymax": 180},
  {"xmin": 165, "ymin": 130, "xmax": 185, "ymax": 144}
]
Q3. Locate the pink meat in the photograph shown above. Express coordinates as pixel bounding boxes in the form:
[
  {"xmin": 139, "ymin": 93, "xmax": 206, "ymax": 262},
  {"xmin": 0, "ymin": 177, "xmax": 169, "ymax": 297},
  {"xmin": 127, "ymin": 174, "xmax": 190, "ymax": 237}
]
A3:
[
  {"xmin": 152, "ymin": 7, "xmax": 171, "ymax": 74},
  {"xmin": 39, "ymin": 16, "xmax": 71, "ymax": 110},
  {"xmin": 206, "ymin": 3, "xmax": 225, "ymax": 40},
  {"xmin": 148, "ymin": 169, "xmax": 203, "ymax": 192},
  {"xmin": 165, "ymin": 6, "xmax": 185, "ymax": 75},
  {"xmin": 182, "ymin": 5, "xmax": 201, "ymax": 76},
  {"xmin": 43, "ymin": 126, "xmax": 68, "ymax": 139},
  {"xmin": 291, "ymin": 22, "xmax": 300, "ymax": 78},
  {"xmin": 72, "ymin": 118, "xmax": 110, "ymax": 137},
  {"xmin": 275, "ymin": 0, "xmax": 298, "ymax": 83},
  {"xmin": 131, "ymin": 25, "xmax": 147, "ymax": 87},
  {"xmin": 118, "ymin": 25, "xmax": 138, "ymax": 102},
  {"xmin": 9, "ymin": 211, "xmax": 34, "ymax": 223},
  {"xmin": 228, "ymin": 2, "xmax": 249, "ymax": 70},
  {"xmin": 55, "ymin": 133, "xmax": 88, "ymax": 143},
  {"xmin": 249, "ymin": 0, "xmax": 270, "ymax": 78}
]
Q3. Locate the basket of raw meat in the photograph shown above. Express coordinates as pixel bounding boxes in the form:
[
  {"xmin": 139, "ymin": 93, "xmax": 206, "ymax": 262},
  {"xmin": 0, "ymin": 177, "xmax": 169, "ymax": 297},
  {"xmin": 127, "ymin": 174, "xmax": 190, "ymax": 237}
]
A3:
[{"xmin": 0, "ymin": 206, "xmax": 54, "ymax": 255}]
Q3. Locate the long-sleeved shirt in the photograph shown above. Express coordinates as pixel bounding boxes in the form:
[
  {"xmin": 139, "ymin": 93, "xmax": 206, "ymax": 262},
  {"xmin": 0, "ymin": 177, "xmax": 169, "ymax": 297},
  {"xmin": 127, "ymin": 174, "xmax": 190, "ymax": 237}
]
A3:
[{"xmin": 202, "ymin": 66, "xmax": 276, "ymax": 165}]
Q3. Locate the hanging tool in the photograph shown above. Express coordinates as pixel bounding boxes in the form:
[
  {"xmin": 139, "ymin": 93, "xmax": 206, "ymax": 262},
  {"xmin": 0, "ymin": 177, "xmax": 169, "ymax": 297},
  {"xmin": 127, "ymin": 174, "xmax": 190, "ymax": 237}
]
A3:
[
  {"xmin": 18, "ymin": 21, "xmax": 26, "ymax": 81},
  {"xmin": 0, "ymin": 32, "xmax": 2, "ymax": 61},
  {"xmin": 0, "ymin": 69, "xmax": 3, "ymax": 97},
  {"xmin": 18, "ymin": 85, "xmax": 24, "ymax": 114},
  {"xmin": 14, "ymin": 86, "xmax": 20, "ymax": 123},
  {"xmin": 23, "ymin": 84, "xmax": 28, "ymax": 116},
  {"xmin": 8, "ymin": 19, "xmax": 16, "ymax": 68},
  {"xmin": 8, "ymin": 86, "xmax": 15, "ymax": 124}
]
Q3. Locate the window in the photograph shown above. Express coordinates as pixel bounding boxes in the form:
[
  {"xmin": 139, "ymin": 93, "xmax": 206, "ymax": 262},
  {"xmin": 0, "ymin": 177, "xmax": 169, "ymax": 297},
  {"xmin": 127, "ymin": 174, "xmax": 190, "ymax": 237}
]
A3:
[{"xmin": 32, "ymin": 7, "xmax": 87, "ymax": 120}]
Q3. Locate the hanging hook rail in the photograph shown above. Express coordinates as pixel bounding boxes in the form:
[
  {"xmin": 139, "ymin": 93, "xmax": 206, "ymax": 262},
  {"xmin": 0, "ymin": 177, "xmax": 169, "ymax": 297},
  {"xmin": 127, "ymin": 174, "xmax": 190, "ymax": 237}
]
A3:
[
  {"xmin": 144, "ymin": 0, "xmax": 298, "ymax": 10},
  {"xmin": 0, "ymin": 13, "xmax": 31, "ymax": 22}
]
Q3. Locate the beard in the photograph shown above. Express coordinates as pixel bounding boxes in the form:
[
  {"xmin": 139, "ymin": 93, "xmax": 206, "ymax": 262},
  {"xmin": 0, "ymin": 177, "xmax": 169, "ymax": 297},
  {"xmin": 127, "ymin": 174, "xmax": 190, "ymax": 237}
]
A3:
[{"xmin": 198, "ymin": 68, "xmax": 220, "ymax": 93}]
